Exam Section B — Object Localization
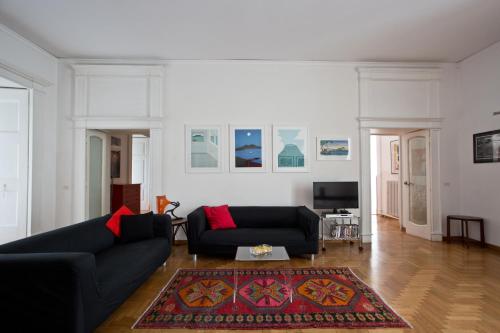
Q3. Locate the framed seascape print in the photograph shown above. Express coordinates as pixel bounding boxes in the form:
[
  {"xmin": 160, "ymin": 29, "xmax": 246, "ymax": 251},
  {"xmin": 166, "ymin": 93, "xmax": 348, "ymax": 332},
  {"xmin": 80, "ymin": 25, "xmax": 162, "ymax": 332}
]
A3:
[
  {"xmin": 273, "ymin": 126, "xmax": 309, "ymax": 172},
  {"xmin": 390, "ymin": 140, "xmax": 400, "ymax": 174},
  {"xmin": 230, "ymin": 125, "xmax": 267, "ymax": 172},
  {"xmin": 473, "ymin": 129, "xmax": 500, "ymax": 163},
  {"xmin": 185, "ymin": 125, "xmax": 223, "ymax": 173},
  {"xmin": 316, "ymin": 137, "xmax": 351, "ymax": 161}
]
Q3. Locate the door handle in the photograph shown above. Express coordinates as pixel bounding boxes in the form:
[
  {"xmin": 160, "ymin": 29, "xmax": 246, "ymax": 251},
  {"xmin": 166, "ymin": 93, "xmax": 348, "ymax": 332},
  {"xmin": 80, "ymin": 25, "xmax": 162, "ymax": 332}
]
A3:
[{"xmin": 403, "ymin": 181, "xmax": 413, "ymax": 186}]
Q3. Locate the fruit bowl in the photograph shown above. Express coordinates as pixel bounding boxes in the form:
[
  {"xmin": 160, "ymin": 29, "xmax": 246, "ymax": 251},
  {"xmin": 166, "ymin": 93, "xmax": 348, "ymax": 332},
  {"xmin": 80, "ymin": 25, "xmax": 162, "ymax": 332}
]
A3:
[{"xmin": 250, "ymin": 244, "xmax": 272, "ymax": 256}]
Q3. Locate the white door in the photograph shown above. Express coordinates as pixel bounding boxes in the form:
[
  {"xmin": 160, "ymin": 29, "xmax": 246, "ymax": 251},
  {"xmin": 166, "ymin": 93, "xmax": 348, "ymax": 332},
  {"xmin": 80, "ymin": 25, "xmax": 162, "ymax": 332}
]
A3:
[
  {"xmin": 132, "ymin": 136, "xmax": 150, "ymax": 211},
  {"xmin": 402, "ymin": 130, "xmax": 431, "ymax": 240},
  {"xmin": 86, "ymin": 130, "xmax": 108, "ymax": 219},
  {"xmin": 0, "ymin": 88, "xmax": 30, "ymax": 244}
]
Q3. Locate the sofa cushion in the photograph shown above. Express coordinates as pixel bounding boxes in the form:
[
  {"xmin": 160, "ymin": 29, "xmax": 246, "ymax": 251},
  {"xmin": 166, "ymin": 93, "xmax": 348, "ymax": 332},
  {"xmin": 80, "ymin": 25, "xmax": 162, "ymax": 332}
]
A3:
[
  {"xmin": 228, "ymin": 206, "xmax": 298, "ymax": 228},
  {"xmin": 203, "ymin": 205, "xmax": 237, "ymax": 230},
  {"xmin": 106, "ymin": 205, "xmax": 134, "ymax": 237},
  {"xmin": 95, "ymin": 238, "xmax": 169, "ymax": 298},
  {"xmin": 200, "ymin": 228, "xmax": 306, "ymax": 246},
  {"xmin": 0, "ymin": 214, "xmax": 114, "ymax": 254},
  {"xmin": 120, "ymin": 212, "xmax": 154, "ymax": 243}
]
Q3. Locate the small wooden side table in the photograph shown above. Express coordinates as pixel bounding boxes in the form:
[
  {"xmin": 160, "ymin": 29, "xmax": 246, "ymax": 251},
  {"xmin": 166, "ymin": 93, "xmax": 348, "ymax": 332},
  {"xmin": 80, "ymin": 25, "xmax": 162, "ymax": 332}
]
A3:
[
  {"xmin": 171, "ymin": 218, "xmax": 187, "ymax": 245},
  {"xmin": 446, "ymin": 215, "xmax": 485, "ymax": 248}
]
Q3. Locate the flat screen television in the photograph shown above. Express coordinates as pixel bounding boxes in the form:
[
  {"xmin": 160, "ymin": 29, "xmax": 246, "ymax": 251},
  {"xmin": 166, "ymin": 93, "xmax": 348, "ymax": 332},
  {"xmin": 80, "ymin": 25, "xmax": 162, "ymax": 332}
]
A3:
[{"xmin": 313, "ymin": 181, "xmax": 359, "ymax": 212}]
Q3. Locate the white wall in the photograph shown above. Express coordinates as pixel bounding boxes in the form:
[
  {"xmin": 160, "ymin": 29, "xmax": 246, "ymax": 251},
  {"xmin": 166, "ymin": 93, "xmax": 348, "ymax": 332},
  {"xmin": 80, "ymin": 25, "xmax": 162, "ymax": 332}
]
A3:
[
  {"xmin": 0, "ymin": 24, "xmax": 58, "ymax": 235},
  {"xmin": 164, "ymin": 62, "xmax": 360, "ymax": 217},
  {"xmin": 457, "ymin": 41, "xmax": 500, "ymax": 246},
  {"xmin": 52, "ymin": 60, "xmax": 462, "ymax": 244}
]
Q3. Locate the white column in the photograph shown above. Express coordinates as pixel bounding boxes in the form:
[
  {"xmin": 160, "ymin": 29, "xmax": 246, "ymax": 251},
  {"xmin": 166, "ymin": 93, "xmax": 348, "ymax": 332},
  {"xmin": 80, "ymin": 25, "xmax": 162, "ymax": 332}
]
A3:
[{"xmin": 359, "ymin": 127, "xmax": 372, "ymax": 243}]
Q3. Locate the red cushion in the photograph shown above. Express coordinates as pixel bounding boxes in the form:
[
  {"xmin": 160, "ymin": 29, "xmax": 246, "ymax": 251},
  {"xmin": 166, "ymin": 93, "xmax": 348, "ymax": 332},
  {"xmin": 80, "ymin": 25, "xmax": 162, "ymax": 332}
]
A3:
[
  {"xmin": 106, "ymin": 205, "xmax": 135, "ymax": 237},
  {"xmin": 203, "ymin": 205, "xmax": 237, "ymax": 230}
]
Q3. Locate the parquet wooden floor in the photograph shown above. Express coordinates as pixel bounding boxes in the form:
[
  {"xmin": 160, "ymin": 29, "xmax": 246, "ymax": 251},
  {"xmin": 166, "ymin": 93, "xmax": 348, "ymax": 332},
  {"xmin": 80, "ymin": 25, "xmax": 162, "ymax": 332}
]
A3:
[{"xmin": 96, "ymin": 216, "xmax": 500, "ymax": 333}]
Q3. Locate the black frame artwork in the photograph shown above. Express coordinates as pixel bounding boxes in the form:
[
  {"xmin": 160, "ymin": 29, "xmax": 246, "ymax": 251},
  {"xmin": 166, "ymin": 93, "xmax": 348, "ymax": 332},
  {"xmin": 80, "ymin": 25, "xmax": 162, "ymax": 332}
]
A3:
[{"xmin": 473, "ymin": 129, "xmax": 500, "ymax": 163}]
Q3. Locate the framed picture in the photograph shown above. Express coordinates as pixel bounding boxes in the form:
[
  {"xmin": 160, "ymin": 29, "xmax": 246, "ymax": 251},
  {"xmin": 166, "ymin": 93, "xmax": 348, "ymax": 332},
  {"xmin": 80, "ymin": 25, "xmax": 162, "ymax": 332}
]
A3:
[
  {"xmin": 111, "ymin": 136, "xmax": 121, "ymax": 148},
  {"xmin": 272, "ymin": 126, "xmax": 308, "ymax": 172},
  {"xmin": 390, "ymin": 140, "xmax": 400, "ymax": 174},
  {"xmin": 473, "ymin": 129, "xmax": 500, "ymax": 163},
  {"xmin": 316, "ymin": 137, "xmax": 351, "ymax": 161},
  {"xmin": 111, "ymin": 151, "xmax": 121, "ymax": 178},
  {"xmin": 185, "ymin": 125, "xmax": 223, "ymax": 173},
  {"xmin": 230, "ymin": 125, "xmax": 267, "ymax": 172}
]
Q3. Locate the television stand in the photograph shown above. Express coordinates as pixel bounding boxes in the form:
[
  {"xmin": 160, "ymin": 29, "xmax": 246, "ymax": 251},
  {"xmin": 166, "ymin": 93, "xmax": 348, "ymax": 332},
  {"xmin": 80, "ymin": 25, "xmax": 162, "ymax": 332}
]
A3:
[{"xmin": 320, "ymin": 213, "xmax": 363, "ymax": 252}]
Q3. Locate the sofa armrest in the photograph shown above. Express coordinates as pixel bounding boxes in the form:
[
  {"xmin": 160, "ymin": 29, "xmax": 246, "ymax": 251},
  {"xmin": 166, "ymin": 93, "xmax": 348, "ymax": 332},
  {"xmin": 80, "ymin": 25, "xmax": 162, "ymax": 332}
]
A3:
[
  {"xmin": 187, "ymin": 207, "xmax": 207, "ymax": 253},
  {"xmin": 0, "ymin": 252, "xmax": 99, "ymax": 333},
  {"xmin": 153, "ymin": 214, "xmax": 172, "ymax": 241},
  {"xmin": 297, "ymin": 206, "xmax": 320, "ymax": 241}
]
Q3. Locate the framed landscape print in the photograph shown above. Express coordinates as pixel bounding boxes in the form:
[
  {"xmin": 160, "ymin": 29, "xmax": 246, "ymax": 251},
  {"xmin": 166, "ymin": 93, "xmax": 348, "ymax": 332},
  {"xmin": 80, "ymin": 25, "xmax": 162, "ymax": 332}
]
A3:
[
  {"xmin": 230, "ymin": 125, "xmax": 267, "ymax": 172},
  {"xmin": 316, "ymin": 137, "xmax": 351, "ymax": 161},
  {"xmin": 185, "ymin": 125, "xmax": 223, "ymax": 173},
  {"xmin": 473, "ymin": 129, "xmax": 500, "ymax": 163},
  {"xmin": 390, "ymin": 140, "xmax": 400, "ymax": 174},
  {"xmin": 273, "ymin": 126, "xmax": 308, "ymax": 172}
]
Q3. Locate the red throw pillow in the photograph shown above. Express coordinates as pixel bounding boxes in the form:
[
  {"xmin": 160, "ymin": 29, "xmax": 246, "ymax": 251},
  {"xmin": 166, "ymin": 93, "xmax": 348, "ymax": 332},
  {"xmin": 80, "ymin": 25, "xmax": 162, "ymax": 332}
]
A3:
[
  {"xmin": 203, "ymin": 205, "xmax": 237, "ymax": 230},
  {"xmin": 106, "ymin": 205, "xmax": 135, "ymax": 237}
]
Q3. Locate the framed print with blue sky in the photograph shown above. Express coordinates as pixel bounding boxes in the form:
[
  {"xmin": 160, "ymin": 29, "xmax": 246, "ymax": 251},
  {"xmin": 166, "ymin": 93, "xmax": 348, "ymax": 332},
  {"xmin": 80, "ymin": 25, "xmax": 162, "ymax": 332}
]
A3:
[
  {"xmin": 185, "ymin": 125, "xmax": 223, "ymax": 173},
  {"xmin": 230, "ymin": 125, "xmax": 267, "ymax": 172},
  {"xmin": 273, "ymin": 126, "xmax": 309, "ymax": 172},
  {"xmin": 316, "ymin": 137, "xmax": 351, "ymax": 160}
]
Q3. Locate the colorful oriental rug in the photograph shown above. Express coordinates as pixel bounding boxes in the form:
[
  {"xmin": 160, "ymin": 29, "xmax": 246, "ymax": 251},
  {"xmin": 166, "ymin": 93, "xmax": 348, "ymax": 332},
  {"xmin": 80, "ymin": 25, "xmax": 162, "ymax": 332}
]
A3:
[{"xmin": 133, "ymin": 267, "xmax": 410, "ymax": 330}]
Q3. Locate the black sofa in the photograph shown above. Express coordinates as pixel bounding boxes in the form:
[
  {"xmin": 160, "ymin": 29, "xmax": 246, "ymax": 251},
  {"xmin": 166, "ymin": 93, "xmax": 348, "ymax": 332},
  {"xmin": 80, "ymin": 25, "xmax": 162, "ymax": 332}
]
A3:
[
  {"xmin": 0, "ymin": 213, "xmax": 172, "ymax": 333},
  {"xmin": 187, "ymin": 206, "xmax": 319, "ymax": 257}
]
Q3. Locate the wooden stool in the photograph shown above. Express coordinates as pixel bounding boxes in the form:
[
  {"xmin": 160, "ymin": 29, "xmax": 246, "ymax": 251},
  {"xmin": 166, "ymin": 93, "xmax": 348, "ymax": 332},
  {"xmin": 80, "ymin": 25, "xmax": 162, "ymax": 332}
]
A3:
[{"xmin": 446, "ymin": 215, "xmax": 485, "ymax": 248}]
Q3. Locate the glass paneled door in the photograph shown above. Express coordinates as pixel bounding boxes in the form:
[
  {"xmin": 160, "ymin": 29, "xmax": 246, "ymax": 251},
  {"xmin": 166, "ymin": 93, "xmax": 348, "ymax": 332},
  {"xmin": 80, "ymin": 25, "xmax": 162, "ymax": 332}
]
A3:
[
  {"xmin": 402, "ymin": 130, "xmax": 431, "ymax": 240},
  {"xmin": 86, "ymin": 130, "xmax": 108, "ymax": 219}
]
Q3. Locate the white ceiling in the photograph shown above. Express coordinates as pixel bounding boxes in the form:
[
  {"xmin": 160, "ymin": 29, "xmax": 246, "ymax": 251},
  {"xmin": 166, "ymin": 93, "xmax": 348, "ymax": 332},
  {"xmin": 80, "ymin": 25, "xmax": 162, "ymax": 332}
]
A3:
[{"xmin": 1, "ymin": 0, "xmax": 500, "ymax": 62}]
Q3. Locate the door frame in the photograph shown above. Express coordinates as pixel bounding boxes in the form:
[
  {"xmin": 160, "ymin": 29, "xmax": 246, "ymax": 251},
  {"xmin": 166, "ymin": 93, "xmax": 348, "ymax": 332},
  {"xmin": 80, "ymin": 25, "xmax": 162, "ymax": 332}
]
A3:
[
  {"xmin": 131, "ymin": 135, "xmax": 151, "ymax": 211},
  {"xmin": 72, "ymin": 119, "xmax": 163, "ymax": 224},
  {"xmin": 359, "ymin": 117, "xmax": 443, "ymax": 243}
]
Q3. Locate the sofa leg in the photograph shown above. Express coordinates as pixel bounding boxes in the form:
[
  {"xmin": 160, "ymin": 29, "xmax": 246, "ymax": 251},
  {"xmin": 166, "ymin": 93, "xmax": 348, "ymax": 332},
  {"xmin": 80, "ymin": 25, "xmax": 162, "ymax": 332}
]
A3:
[
  {"xmin": 193, "ymin": 254, "xmax": 197, "ymax": 262},
  {"xmin": 163, "ymin": 261, "xmax": 166, "ymax": 267},
  {"xmin": 311, "ymin": 254, "xmax": 315, "ymax": 261}
]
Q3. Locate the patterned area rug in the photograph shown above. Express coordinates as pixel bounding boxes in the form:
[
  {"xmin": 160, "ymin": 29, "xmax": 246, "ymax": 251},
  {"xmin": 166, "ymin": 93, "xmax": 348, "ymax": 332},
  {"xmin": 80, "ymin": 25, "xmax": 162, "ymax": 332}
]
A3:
[{"xmin": 134, "ymin": 267, "xmax": 410, "ymax": 330}]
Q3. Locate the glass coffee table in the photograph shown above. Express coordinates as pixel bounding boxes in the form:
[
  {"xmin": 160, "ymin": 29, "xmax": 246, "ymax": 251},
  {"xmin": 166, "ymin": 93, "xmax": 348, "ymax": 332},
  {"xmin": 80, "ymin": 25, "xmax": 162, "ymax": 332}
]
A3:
[{"xmin": 233, "ymin": 246, "xmax": 293, "ymax": 304}]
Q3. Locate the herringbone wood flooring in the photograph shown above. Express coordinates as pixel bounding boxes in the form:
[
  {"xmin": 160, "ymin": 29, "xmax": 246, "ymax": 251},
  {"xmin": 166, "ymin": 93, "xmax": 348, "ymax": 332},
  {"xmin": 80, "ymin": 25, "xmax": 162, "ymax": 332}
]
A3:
[{"xmin": 96, "ymin": 216, "xmax": 500, "ymax": 333}]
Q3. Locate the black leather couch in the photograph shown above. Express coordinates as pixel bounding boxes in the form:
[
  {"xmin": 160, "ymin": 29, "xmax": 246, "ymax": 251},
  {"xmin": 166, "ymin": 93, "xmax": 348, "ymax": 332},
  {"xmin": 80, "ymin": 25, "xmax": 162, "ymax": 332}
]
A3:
[
  {"xmin": 0, "ymin": 214, "xmax": 172, "ymax": 333},
  {"xmin": 187, "ymin": 206, "xmax": 319, "ymax": 257}
]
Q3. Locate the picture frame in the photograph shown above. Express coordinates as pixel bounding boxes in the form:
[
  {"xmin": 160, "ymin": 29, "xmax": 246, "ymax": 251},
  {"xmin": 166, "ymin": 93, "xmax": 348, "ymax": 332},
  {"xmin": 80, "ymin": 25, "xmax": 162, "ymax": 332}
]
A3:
[
  {"xmin": 473, "ymin": 129, "xmax": 500, "ymax": 163},
  {"xmin": 111, "ymin": 136, "xmax": 121, "ymax": 148},
  {"xmin": 390, "ymin": 140, "xmax": 400, "ymax": 174},
  {"xmin": 185, "ymin": 125, "xmax": 223, "ymax": 173},
  {"xmin": 110, "ymin": 150, "xmax": 121, "ymax": 178},
  {"xmin": 229, "ymin": 125, "xmax": 267, "ymax": 173},
  {"xmin": 272, "ymin": 126, "xmax": 309, "ymax": 172},
  {"xmin": 316, "ymin": 137, "xmax": 351, "ymax": 161}
]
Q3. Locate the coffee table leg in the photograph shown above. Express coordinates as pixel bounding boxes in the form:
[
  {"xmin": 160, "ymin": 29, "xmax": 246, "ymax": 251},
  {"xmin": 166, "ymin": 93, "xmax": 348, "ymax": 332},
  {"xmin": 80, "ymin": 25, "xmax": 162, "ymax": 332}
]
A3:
[{"xmin": 233, "ymin": 266, "xmax": 237, "ymax": 303}]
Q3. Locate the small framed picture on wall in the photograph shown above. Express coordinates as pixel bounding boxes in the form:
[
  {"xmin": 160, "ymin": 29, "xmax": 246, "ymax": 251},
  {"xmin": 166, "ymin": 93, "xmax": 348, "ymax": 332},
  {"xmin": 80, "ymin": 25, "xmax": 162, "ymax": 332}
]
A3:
[
  {"xmin": 185, "ymin": 125, "xmax": 223, "ymax": 173},
  {"xmin": 473, "ymin": 129, "xmax": 500, "ymax": 163},
  {"xmin": 390, "ymin": 140, "xmax": 400, "ymax": 174},
  {"xmin": 316, "ymin": 137, "xmax": 351, "ymax": 161}
]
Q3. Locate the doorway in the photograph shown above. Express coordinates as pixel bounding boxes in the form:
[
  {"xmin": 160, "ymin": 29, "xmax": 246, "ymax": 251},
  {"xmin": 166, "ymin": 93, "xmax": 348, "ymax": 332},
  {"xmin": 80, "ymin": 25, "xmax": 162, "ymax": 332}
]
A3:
[
  {"xmin": 0, "ymin": 78, "xmax": 31, "ymax": 243},
  {"xmin": 369, "ymin": 128, "xmax": 433, "ymax": 240},
  {"xmin": 85, "ymin": 129, "xmax": 150, "ymax": 219}
]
